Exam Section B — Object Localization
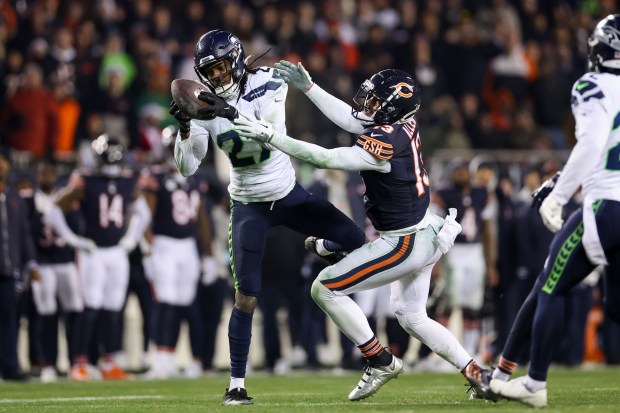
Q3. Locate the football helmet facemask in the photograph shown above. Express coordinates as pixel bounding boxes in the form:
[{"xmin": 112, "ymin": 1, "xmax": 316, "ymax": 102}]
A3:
[
  {"xmin": 588, "ymin": 14, "xmax": 620, "ymax": 73},
  {"xmin": 352, "ymin": 69, "xmax": 421, "ymax": 125},
  {"xmin": 194, "ymin": 30, "xmax": 246, "ymax": 100},
  {"xmin": 92, "ymin": 134, "xmax": 124, "ymax": 175}
]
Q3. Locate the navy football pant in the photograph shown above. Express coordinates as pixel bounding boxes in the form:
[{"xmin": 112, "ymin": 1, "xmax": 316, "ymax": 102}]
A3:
[
  {"xmin": 229, "ymin": 183, "xmax": 365, "ymax": 296},
  {"xmin": 511, "ymin": 200, "xmax": 620, "ymax": 381}
]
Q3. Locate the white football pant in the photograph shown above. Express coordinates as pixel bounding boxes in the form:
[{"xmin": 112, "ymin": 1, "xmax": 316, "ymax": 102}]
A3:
[
  {"xmin": 32, "ymin": 262, "xmax": 84, "ymax": 315},
  {"xmin": 79, "ymin": 246, "xmax": 129, "ymax": 311}
]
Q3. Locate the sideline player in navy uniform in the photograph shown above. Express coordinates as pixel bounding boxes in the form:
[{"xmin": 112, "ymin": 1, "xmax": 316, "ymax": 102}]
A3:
[
  {"xmin": 22, "ymin": 160, "xmax": 95, "ymax": 382},
  {"xmin": 171, "ymin": 30, "xmax": 366, "ymax": 404},
  {"xmin": 233, "ymin": 65, "xmax": 487, "ymax": 400},
  {"xmin": 56, "ymin": 135, "xmax": 151, "ymax": 381},
  {"xmin": 466, "ymin": 15, "xmax": 620, "ymax": 408},
  {"xmin": 142, "ymin": 144, "xmax": 214, "ymax": 379},
  {"xmin": 432, "ymin": 160, "xmax": 497, "ymax": 358}
]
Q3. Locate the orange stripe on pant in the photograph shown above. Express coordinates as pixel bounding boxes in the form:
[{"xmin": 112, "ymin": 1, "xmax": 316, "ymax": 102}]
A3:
[{"xmin": 323, "ymin": 235, "xmax": 411, "ymax": 290}]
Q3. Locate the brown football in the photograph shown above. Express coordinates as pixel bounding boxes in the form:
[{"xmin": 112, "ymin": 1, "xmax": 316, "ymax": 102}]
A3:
[{"xmin": 171, "ymin": 78, "xmax": 211, "ymax": 120}]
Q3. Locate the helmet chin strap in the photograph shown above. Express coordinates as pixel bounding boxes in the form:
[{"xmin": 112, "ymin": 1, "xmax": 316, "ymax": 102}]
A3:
[{"xmin": 214, "ymin": 78, "xmax": 240, "ymax": 101}]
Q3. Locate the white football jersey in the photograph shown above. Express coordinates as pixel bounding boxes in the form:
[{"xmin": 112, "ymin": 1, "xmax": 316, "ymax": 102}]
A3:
[
  {"xmin": 176, "ymin": 67, "xmax": 295, "ymax": 203},
  {"xmin": 553, "ymin": 72, "xmax": 620, "ymax": 204}
]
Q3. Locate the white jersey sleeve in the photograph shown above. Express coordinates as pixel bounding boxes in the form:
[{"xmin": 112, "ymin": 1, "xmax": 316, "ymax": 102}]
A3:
[
  {"xmin": 305, "ymin": 83, "xmax": 370, "ymax": 134},
  {"xmin": 551, "ymin": 72, "xmax": 620, "ymax": 204},
  {"xmin": 174, "ymin": 121, "xmax": 210, "ymax": 177}
]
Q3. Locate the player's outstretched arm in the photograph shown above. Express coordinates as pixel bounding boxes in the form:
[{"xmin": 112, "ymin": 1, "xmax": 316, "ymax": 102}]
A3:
[
  {"xmin": 233, "ymin": 114, "xmax": 389, "ymax": 173},
  {"xmin": 275, "ymin": 60, "xmax": 368, "ymax": 134}
]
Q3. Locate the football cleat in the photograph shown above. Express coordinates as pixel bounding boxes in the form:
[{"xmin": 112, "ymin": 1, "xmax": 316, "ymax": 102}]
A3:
[
  {"xmin": 305, "ymin": 237, "xmax": 347, "ymax": 265},
  {"xmin": 464, "ymin": 365, "xmax": 500, "ymax": 402},
  {"xmin": 223, "ymin": 387, "xmax": 253, "ymax": 405},
  {"xmin": 348, "ymin": 356, "xmax": 404, "ymax": 401},
  {"xmin": 490, "ymin": 376, "xmax": 547, "ymax": 408},
  {"xmin": 101, "ymin": 363, "xmax": 130, "ymax": 380},
  {"xmin": 40, "ymin": 366, "xmax": 58, "ymax": 383}
]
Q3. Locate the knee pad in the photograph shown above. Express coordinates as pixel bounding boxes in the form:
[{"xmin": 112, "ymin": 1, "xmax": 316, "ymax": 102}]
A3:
[
  {"xmin": 310, "ymin": 277, "xmax": 336, "ymax": 307},
  {"xmin": 394, "ymin": 309, "xmax": 428, "ymax": 334}
]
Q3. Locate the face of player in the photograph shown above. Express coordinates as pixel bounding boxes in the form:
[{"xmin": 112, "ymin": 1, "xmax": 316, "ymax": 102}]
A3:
[
  {"xmin": 202, "ymin": 60, "xmax": 233, "ymax": 89},
  {"xmin": 37, "ymin": 165, "xmax": 57, "ymax": 193},
  {"xmin": 363, "ymin": 95, "xmax": 382, "ymax": 117}
]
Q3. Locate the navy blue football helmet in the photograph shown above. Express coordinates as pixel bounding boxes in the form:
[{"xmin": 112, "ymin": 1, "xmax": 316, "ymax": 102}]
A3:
[
  {"xmin": 92, "ymin": 134, "xmax": 124, "ymax": 165},
  {"xmin": 588, "ymin": 14, "xmax": 620, "ymax": 73},
  {"xmin": 194, "ymin": 30, "xmax": 246, "ymax": 99},
  {"xmin": 352, "ymin": 69, "xmax": 421, "ymax": 125}
]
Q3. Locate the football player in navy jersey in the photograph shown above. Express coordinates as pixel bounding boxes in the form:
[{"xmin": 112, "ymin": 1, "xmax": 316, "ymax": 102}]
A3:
[
  {"xmin": 142, "ymin": 148, "xmax": 214, "ymax": 379},
  {"xmin": 22, "ymin": 161, "xmax": 95, "ymax": 383},
  {"xmin": 233, "ymin": 64, "xmax": 487, "ymax": 400},
  {"xmin": 172, "ymin": 30, "xmax": 366, "ymax": 404},
  {"xmin": 431, "ymin": 160, "xmax": 497, "ymax": 359},
  {"xmin": 56, "ymin": 135, "xmax": 151, "ymax": 381}
]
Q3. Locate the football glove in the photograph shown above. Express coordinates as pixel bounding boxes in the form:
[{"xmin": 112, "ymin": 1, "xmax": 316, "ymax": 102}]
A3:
[
  {"xmin": 201, "ymin": 256, "xmax": 219, "ymax": 286},
  {"xmin": 197, "ymin": 91, "xmax": 238, "ymax": 120},
  {"xmin": 233, "ymin": 113, "xmax": 275, "ymax": 143},
  {"xmin": 274, "ymin": 60, "xmax": 313, "ymax": 92},
  {"xmin": 539, "ymin": 196, "xmax": 563, "ymax": 233},
  {"xmin": 436, "ymin": 208, "xmax": 462, "ymax": 254},
  {"xmin": 169, "ymin": 100, "xmax": 191, "ymax": 134},
  {"xmin": 531, "ymin": 171, "xmax": 561, "ymax": 210}
]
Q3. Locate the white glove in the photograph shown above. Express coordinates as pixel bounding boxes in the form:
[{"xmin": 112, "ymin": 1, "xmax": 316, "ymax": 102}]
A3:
[
  {"xmin": 201, "ymin": 256, "xmax": 219, "ymax": 286},
  {"xmin": 274, "ymin": 60, "xmax": 313, "ymax": 92},
  {"xmin": 436, "ymin": 208, "xmax": 462, "ymax": 254},
  {"xmin": 118, "ymin": 236, "xmax": 137, "ymax": 253},
  {"xmin": 233, "ymin": 112, "xmax": 275, "ymax": 143},
  {"xmin": 142, "ymin": 255, "xmax": 156, "ymax": 282},
  {"xmin": 539, "ymin": 196, "xmax": 563, "ymax": 233},
  {"xmin": 71, "ymin": 236, "xmax": 96, "ymax": 252}
]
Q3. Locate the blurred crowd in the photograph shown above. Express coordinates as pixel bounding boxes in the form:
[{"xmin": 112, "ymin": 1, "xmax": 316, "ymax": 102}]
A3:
[{"xmin": 1, "ymin": 0, "xmax": 620, "ymax": 381}]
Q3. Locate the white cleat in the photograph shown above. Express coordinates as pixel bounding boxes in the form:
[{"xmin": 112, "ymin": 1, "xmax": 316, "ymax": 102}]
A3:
[
  {"xmin": 40, "ymin": 367, "xmax": 58, "ymax": 383},
  {"xmin": 490, "ymin": 376, "xmax": 547, "ymax": 408},
  {"xmin": 348, "ymin": 356, "xmax": 404, "ymax": 401}
]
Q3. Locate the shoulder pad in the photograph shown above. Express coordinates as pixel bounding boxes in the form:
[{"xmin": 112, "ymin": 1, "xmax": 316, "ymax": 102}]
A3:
[
  {"xmin": 355, "ymin": 126, "xmax": 394, "ymax": 160},
  {"xmin": 571, "ymin": 74, "xmax": 605, "ymax": 107},
  {"xmin": 242, "ymin": 67, "xmax": 286, "ymax": 102}
]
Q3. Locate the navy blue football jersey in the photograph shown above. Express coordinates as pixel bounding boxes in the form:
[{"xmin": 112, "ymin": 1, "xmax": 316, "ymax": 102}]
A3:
[
  {"xmin": 81, "ymin": 173, "xmax": 137, "ymax": 247},
  {"xmin": 355, "ymin": 119, "xmax": 430, "ymax": 231},
  {"xmin": 150, "ymin": 173, "xmax": 202, "ymax": 239},
  {"xmin": 435, "ymin": 186, "xmax": 489, "ymax": 244},
  {"xmin": 23, "ymin": 191, "xmax": 78, "ymax": 264}
]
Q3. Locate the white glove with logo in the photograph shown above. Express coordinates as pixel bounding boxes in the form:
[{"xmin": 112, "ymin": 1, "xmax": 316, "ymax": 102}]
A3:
[
  {"xmin": 233, "ymin": 112, "xmax": 275, "ymax": 143},
  {"xmin": 201, "ymin": 256, "xmax": 219, "ymax": 286},
  {"xmin": 539, "ymin": 196, "xmax": 563, "ymax": 233},
  {"xmin": 436, "ymin": 208, "xmax": 462, "ymax": 254}
]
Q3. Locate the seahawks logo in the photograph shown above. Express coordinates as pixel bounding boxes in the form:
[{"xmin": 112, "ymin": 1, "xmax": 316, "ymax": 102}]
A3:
[{"xmin": 596, "ymin": 26, "xmax": 620, "ymax": 49}]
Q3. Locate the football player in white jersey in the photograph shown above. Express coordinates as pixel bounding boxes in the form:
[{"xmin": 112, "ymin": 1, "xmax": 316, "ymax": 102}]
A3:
[
  {"xmin": 231, "ymin": 64, "xmax": 488, "ymax": 401},
  {"xmin": 465, "ymin": 15, "xmax": 620, "ymax": 408},
  {"xmin": 171, "ymin": 30, "xmax": 365, "ymax": 405}
]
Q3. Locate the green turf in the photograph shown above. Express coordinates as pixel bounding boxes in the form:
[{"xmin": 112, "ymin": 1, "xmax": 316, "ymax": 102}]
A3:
[{"xmin": 1, "ymin": 368, "xmax": 619, "ymax": 412}]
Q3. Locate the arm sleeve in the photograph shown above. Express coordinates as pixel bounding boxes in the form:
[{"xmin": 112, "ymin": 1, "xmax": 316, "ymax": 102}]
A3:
[
  {"xmin": 269, "ymin": 131, "xmax": 390, "ymax": 172},
  {"xmin": 550, "ymin": 96, "xmax": 611, "ymax": 205},
  {"xmin": 122, "ymin": 195, "xmax": 152, "ymax": 242},
  {"xmin": 305, "ymin": 83, "xmax": 369, "ymax": 134},
  {"xmin": 174, "ymin": 121, "xmax": 210, "ymax": 177},
  {"xmin": 44, "ymin": 204, "xmax": 82, "ymax": 247}
]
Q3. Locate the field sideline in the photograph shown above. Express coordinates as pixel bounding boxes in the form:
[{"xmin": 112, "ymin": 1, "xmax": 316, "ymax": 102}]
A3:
[{"xmin": 1, "ymin": 368, "xmax": 619, "ymax": 412}]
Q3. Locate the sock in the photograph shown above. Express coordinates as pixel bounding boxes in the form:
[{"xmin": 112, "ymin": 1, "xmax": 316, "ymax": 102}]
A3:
[
  {"xmin": 228, "ymin": 307, "xmax": 253, "ymax": 379},
  {"xmin": 65, "ymin": 312, "xmax": 80, "ymax": 362},
  {"xmin": 493, "ymin": 356, "xmax": 517, "ymax": 378},
  {"xmin": 77, "ymin": 308, "xmax": 98, "ymax": 362},
  {"xmin": 529, "ymin": 292, "xmax": 565, "ymax": 381},
  {"xmin": 321, "ymin": 239, "xmax": 345, "ymax": 253},
  {"xmin": 525, "ymin": 375, "xmax": 546, "ymax": 392},
  {"xmin": 159, "ymin": 304, "xmax": 182, "ymax": 349},
  {"xmin": 100, "ymin": 310, "xmax": 122, "ymax": 355},
  {"xmin": 492, "ymin": 367, "xmax": 511, "ymax": 381},
  {"xmin": 230, "ymin": 377, "xmax": 245, "ymax": 390},
  {"xmin": 38, "ymin": 315, "xmax": 57, "ymax": 367},
  {"xmin": 503, "ymin": 282, "xmax": 540, "ymax": 363},
  {"xmin": 358, "ymin": 336, "xmax": 392, "ymax": 366}
]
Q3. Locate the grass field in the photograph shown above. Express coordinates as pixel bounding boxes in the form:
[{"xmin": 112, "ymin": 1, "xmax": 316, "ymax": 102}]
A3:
[{"xmin": 1, "ymin": 368, "xmax": 619, "ymax": 413}]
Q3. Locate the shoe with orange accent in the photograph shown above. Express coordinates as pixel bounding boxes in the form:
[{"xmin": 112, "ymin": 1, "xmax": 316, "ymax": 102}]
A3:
[
  {"xmin": 70, "ymin": 365, "xmax": 90, "ymax": 382},
  {"xmin": 101, "ymin": 364, "xmax": 130, "ymax": 380}
]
